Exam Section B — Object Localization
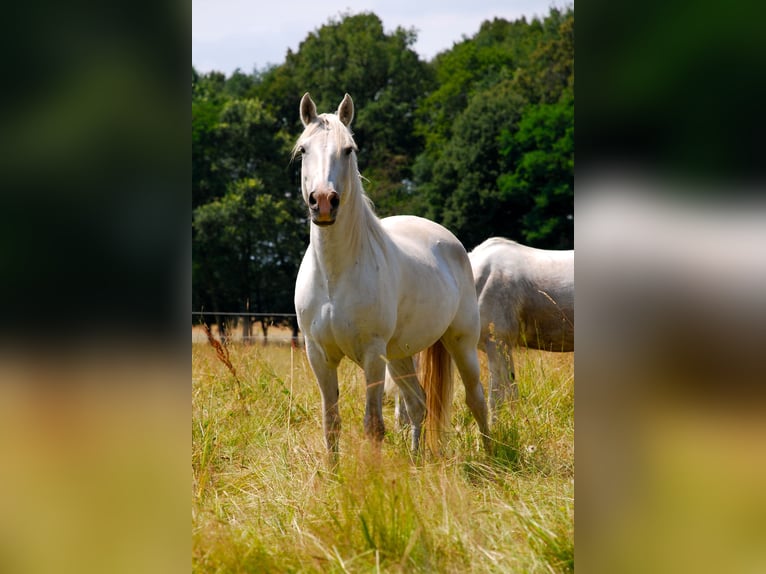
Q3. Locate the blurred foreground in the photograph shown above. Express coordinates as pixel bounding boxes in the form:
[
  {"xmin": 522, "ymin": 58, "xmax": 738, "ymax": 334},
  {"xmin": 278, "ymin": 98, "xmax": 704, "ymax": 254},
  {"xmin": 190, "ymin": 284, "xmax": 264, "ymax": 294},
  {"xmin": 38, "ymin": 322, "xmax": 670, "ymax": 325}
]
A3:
[
  {"xmin": 576, "ymin": 170, "xmax": 766, "ymax": 573},
  {"xmin": 0, "ymin": 350, "xmax": 188, "ymax": 574}
]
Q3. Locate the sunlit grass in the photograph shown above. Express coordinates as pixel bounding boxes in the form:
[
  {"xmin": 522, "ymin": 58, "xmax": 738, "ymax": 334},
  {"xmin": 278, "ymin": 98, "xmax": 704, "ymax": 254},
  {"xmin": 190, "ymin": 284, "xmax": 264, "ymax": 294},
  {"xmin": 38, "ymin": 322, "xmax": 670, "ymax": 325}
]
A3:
[{"xmin": 192, "ymin": 341, "xmax": 573, "ymax": 573}]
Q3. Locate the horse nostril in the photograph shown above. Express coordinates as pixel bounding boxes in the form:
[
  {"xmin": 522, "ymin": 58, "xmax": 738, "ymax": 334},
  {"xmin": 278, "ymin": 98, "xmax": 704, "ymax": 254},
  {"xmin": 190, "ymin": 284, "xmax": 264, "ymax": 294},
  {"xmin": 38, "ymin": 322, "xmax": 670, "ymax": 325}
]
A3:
[
  {"xmin": 308, "ymin": 192, "xmax": 317, "ymax": 207},
  {"xmin": 330, "ymin": 193, "xmax": 339, "ymax": 209}
]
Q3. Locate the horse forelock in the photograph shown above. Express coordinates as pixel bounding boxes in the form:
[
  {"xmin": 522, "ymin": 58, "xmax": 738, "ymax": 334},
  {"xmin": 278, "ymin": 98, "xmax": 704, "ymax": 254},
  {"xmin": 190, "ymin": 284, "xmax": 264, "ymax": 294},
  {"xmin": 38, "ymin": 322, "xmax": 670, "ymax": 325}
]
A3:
[
  {"xmin": 292, "ymin": 113, "xmax": 356, "ymax": 160},
  {"xmin": 325, "ymin": 113, "xmax": 356, "ymax": 156}
]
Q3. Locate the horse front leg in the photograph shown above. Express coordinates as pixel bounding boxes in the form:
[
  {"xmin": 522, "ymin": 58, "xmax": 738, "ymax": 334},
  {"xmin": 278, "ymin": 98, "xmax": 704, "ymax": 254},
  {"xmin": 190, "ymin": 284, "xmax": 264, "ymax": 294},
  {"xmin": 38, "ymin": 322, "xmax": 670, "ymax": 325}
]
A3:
[{"xmin": 305, "ymin": 340, "xmax": 341, "ymax": 467}]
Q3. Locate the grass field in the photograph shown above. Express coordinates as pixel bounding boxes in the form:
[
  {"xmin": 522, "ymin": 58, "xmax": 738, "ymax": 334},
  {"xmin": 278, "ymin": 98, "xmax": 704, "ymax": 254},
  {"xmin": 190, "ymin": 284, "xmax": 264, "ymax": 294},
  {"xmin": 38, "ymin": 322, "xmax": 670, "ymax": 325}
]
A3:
[{"xmin": 192, "ymin": 339, "xmax": 573, "ymax": 573}]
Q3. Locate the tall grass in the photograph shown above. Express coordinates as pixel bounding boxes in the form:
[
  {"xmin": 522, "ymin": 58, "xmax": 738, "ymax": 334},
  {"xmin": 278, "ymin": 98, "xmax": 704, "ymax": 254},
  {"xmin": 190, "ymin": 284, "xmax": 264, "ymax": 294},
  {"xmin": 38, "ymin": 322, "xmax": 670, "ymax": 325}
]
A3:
[{"xmin": 192, "ymin": 341, "xmax": 573, "ymax": 573}]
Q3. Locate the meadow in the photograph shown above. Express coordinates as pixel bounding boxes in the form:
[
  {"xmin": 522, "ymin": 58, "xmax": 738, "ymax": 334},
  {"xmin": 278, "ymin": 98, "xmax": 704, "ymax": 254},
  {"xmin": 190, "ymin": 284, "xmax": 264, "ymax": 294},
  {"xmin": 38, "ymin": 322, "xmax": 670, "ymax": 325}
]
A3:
[{"xmin": 192, "ymin": 336, "xmax": 573, "ymax": 573}]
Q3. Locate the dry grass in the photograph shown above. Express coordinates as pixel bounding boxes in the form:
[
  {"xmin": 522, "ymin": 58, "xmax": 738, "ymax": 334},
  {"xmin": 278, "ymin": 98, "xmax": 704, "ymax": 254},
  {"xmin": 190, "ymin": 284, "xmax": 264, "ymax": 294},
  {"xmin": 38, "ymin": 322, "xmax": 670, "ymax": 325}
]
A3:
[{"xmin": 192, "ymin": 341, "xmax": 573, "ymax": 573}]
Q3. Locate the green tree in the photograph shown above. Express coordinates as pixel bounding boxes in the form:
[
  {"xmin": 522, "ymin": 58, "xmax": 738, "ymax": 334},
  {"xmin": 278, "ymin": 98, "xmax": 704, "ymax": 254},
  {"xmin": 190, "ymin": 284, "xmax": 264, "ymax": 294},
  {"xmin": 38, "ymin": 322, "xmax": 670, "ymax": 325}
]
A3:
[
  {"xmin": 253, "ymin": 12, "xmax": 433, "ymax": 215},
  {"xmin": 511, "ymin": 8, "xmax": 574, "ymax": 105},
  {"xmin": 418, "ymin": 82, "xmax": 528, "ymax": 249},
  {"xmin": 223, "ymin": 68, "xmax": 257, "ymax": 99},
  {"xmin": 214, "ymin": 98, "xmax": 291, "ymax": 190},
  {"xmin": 412, "ymin": 8, "xmax": 574, "ymax": 249},
  {"xmin": 497, "ymin": 93, "xmax": 574, "ymax": 249},
  {"xmin": 192, "ymin": 178, "xmax": 305, "ymax": 318},
  {"xmin": 192, "ymin": 68, "xmax": 228, "ymax": 208},
  {"xmin": 192, "ymin": 71, "xmax": 305, "ymax": 320},
  {"xmin": 414, "ymin": 15, "xmax": 544, "ymax": 154}
]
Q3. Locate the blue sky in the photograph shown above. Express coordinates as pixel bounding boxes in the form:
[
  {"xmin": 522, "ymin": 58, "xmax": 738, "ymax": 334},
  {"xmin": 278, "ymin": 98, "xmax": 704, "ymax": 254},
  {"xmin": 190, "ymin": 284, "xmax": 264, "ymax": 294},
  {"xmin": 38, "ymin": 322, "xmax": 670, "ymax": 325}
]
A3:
[{"xmin": 192, "ymin": 0, "xmax": 568, "ymax": 75}]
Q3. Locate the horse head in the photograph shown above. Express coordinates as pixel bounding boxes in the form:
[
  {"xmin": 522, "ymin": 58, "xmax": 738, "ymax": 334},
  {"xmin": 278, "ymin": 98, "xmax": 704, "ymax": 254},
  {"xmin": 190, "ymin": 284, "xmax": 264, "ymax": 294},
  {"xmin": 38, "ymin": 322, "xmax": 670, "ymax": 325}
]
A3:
[{"xmin": 295, "ymin": 93, "xmax": 358, "ymax": 227}]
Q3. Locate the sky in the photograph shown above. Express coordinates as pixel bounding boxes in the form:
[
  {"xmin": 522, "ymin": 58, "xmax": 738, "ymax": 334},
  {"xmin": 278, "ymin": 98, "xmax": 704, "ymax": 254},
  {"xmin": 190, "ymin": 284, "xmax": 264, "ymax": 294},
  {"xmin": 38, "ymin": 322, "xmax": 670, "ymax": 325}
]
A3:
[{"xmin": 192, "ymin": 0, "xmax": 568, "ymax": 76}]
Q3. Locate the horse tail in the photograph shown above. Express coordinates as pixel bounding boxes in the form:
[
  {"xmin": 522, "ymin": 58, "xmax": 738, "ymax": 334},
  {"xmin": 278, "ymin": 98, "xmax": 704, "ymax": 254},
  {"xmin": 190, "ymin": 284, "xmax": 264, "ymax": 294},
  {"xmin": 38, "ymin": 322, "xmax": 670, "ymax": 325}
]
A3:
[{"xmin": 419, "ymin": 339, "xmax": 454, "ymax": 454}]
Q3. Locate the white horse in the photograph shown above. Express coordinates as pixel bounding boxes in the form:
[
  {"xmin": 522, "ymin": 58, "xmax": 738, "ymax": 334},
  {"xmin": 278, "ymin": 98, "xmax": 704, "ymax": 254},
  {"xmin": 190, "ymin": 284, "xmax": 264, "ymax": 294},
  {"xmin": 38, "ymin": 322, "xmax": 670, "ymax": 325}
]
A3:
[
  {"xmin": 293, "ymin": 93, "xmax": 490, "ymax": 464},
  {"xmin": 469, "ymin": 237, "xmax": 574, "ymax": 418}
]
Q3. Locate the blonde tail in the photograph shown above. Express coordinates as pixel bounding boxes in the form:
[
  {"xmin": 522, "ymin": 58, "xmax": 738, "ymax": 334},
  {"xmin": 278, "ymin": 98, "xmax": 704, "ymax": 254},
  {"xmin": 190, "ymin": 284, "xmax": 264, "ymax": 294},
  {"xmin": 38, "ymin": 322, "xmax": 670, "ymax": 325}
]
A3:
[{"xmin": 419, "ymin": 339, "xmax": 454, "ymax": 454}]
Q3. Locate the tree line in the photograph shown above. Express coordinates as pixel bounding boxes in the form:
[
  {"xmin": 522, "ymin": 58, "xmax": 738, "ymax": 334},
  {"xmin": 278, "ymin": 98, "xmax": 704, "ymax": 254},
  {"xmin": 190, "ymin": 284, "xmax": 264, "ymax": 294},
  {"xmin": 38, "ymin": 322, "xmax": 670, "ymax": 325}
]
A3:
[{"xmin": 192, "ymin": 7, "xmax": 573, "ymax": 332}]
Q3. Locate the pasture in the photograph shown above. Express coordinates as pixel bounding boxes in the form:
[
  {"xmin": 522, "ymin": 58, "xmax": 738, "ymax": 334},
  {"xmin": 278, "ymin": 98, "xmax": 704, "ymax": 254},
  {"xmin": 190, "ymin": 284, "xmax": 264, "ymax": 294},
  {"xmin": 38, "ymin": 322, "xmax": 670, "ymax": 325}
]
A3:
[{"xmin": 192, "ymin": 339, "xmax": 573, "ymax": 573}]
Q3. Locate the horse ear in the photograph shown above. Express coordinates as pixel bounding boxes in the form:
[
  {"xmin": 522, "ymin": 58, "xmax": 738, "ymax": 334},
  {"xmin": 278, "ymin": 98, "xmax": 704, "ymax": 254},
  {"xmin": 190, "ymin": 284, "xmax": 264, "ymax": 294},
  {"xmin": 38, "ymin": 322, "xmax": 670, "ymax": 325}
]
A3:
[
  {"xmin": 337, "ymin": 93, "xmax": 354, "ymax": 127},
  {"xmin": 300, "ymin": 92, "xmax": 317, "ymax": 127}
]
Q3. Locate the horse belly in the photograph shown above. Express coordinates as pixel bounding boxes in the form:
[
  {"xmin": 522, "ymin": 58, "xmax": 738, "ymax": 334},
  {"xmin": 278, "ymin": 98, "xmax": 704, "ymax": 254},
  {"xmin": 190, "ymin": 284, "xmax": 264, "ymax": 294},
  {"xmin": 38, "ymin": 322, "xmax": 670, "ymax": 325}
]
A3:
[
  {"xmin": 385, "ymin": 296, "xmax": 457, "ymax": 359},
  {"xmin": 521, "ymin": 310, "xmax": 574, "ymax": 352},
  {"xmin": 386, "ymin": 326, "xmax": 446, "ymax": 360}
]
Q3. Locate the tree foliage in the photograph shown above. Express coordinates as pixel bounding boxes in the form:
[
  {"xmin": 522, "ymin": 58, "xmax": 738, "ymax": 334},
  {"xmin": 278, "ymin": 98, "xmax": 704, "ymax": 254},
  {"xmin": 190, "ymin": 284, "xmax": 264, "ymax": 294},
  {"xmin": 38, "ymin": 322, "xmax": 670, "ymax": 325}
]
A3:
[
  {"xmin": 192, "ymin": 73, "xmax": 303, "ymax": 320},
  {"xmin": 412, "ymin": 7, "xmax": 574, "ymax": 249},
  {"xmin": 497, "ymin": 92, "xmax": 574, "ymax": 248},
  {"xmin": 192, "ymin": 6, "xmax": 574, "ymax": 316},
  {"xmin": 192, "ymin": 178, "xmax": 304, "ymax": 316}
]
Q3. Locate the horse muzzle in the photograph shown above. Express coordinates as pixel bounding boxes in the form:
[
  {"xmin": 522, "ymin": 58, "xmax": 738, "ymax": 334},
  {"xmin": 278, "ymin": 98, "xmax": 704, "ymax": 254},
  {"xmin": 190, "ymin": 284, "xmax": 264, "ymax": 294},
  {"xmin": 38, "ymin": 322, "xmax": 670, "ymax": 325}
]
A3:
[{"xmin": 308, "ymin": 190, "xmax": 339, "ymax": 226}]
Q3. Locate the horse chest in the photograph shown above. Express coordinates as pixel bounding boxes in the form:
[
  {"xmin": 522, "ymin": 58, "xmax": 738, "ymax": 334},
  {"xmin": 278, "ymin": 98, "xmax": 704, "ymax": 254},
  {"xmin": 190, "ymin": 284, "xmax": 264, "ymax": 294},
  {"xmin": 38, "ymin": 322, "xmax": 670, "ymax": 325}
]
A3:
[{"xmin": 297, "ymin": 267, "xmax": 394, "ymax": 356}]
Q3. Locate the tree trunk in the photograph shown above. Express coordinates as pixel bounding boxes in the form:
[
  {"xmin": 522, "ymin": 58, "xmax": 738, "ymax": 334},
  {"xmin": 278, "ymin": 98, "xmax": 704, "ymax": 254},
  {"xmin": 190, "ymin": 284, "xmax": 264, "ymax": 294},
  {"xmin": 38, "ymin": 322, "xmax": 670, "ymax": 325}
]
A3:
[
  {"xmin": 260, "ymin": 319, "xmax": 269, "ymax": 346},
  {"xmin": 242, "ymin": 315, "xmax": 252, "ymax": 344}
]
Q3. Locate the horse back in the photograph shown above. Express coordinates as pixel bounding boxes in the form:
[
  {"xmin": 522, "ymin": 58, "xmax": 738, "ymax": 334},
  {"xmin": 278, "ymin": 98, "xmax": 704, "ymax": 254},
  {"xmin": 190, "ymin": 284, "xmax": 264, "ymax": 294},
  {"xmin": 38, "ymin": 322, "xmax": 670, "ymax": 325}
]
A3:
[{"xmin": 382, "ymin": 215, "xmax": 475, "ymax": 295}]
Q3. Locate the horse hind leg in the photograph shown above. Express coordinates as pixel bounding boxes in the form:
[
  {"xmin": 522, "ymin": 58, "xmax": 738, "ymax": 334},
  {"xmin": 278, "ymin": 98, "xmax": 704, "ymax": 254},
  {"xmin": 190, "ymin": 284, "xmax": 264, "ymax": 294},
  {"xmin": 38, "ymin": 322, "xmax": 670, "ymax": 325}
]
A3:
[
  {"xmin": 386, "ymin": 357, "xmax": 425, "ymax": 452},
  {"xmin": 384, "ymin": 367, "xmax": 411, "ymax": 430},
  {"xmin": 441, "ymin": 332, "xmax": 491, "ymax": 453}
]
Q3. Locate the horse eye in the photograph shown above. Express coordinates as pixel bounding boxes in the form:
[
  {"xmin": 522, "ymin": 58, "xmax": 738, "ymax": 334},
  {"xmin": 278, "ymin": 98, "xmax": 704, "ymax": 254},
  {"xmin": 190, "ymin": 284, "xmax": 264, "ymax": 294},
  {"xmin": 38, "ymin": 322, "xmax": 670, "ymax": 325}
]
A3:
[{"xmin": 344, "ymin": 146, "xmax": 353, "ymax": 156}]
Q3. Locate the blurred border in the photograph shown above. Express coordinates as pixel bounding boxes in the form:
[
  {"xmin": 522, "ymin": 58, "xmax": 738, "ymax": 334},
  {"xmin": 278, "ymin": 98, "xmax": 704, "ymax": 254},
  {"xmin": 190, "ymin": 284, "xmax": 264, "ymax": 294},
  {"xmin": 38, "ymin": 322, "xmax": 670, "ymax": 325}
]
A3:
[
  {"xmin": 2, "ymin": 0, "xmax": 766, "ymax": 572},
  {"xmin": 0, "ymin": 0, "xmax": 189, "ymax": 572},
  {"xmin": 577, "ymin": 0, "xmax": 766, "ymax": 572}
]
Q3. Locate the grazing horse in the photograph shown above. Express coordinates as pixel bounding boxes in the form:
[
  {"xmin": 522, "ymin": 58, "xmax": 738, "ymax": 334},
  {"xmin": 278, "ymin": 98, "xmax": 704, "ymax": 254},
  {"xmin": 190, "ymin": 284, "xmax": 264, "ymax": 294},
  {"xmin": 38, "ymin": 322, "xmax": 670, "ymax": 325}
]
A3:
[
  {"xmin": 292, "ymin": 93, "xmax": 490, "ymax": 464},
  {"xmin": 469, "ymin": 237, "xmax": 574, "ymax": 419}
]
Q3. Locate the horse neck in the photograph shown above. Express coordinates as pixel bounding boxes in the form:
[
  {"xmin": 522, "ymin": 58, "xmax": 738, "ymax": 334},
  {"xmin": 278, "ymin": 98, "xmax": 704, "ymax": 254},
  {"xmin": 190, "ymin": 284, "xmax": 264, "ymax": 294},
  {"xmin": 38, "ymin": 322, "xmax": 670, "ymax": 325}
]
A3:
[{"xmin": 310, "ymin": 178, "xmax": 384, "ymax": 279}]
